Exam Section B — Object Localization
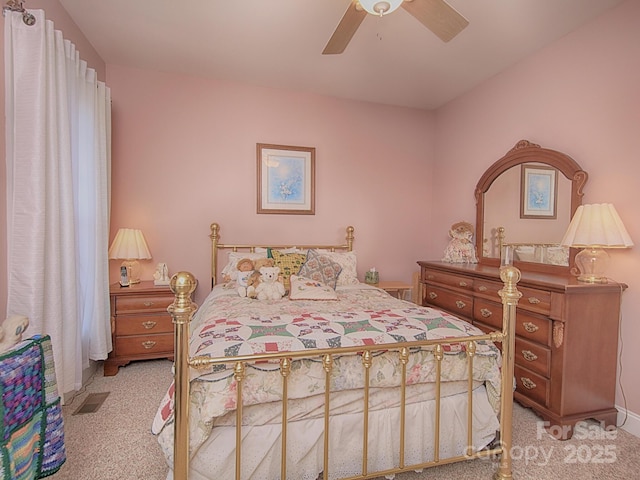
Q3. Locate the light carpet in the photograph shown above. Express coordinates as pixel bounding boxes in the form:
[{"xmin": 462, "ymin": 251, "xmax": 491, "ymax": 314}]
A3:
[{"xmin": 50, "ymin": 359, "xmax": 640, "ymax": 479}]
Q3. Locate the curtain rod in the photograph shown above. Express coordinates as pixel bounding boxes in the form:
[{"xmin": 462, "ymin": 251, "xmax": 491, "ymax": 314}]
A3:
[{"xmin": 3, "ymin": 0, "xmax": 36, "ymax": 25}]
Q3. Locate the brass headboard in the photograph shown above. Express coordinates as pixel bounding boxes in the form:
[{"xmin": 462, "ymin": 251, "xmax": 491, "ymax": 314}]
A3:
[{"xmin": 209, "ymin": 223, "xmax": 355, "ymax": 289}]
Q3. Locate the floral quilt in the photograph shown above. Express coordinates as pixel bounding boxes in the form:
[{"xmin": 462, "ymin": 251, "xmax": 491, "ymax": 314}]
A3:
[{"xmin": 152, "ymin": 284, "xmax": 502, "ymax": 459}]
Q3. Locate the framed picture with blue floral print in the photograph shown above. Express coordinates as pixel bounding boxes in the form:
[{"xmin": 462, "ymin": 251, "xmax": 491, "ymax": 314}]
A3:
[
  {"xmin": 257, "ymin": 143, "xmax": 315, "ymax": 215},
  {"xmin": 520, "ymin": 164, "xmax": 558, "ymax": 219}
]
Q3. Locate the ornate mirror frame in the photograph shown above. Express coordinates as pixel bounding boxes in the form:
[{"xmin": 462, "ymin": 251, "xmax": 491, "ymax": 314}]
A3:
[{"xmin": 474, "ymin": 140, "xmax": 588, "ymax": 274}]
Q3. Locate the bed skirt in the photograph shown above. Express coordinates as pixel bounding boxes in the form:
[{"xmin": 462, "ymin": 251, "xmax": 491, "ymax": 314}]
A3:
[{"xmin": 164, "ymin": 384, "xmax": 498, "ymax": 480}]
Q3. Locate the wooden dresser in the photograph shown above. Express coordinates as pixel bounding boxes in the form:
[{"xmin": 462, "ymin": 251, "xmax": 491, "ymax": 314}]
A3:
[
  {"xmin": 418, "ymin": 260, "xmax": 625, "ymax": 438},
  {"xmin": 105, "ymin": 281, "xmax": 175, "ymax": 376}
]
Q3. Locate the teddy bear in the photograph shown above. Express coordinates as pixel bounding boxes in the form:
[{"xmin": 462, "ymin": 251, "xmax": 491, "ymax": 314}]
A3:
[
  {"xmin": 255, "ymin": 266, "xmax": 285, "ymax": 300},
  {"xmin": 245, "ymin": 257, "xmax": 275, "ymax": 299},
  {"xmin": 442, "ymin": 221, "xmax": 478, "ymax": 264},
  {"xmin": 236, "ymin": 258, "xmax": 256, "ymax": 297},
  {"xmin": 0, "ymin": 314, "xmax": 30, "ymax": 354}
]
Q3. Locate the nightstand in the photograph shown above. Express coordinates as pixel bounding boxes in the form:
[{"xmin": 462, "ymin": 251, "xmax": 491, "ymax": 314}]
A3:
[
  {"xmin": 105, "ymin": 281, "xmax": 175, "ymax": 376},
  {"xmin": 376, "ymin": 280, "xmax": 413, "ymax": 301}
]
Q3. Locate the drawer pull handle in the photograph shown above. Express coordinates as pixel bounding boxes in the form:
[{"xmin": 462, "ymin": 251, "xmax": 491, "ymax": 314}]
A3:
[
  {"xmin": 429, "ymin": 292, "xmax": 438, "ymax": 300},
  {"xmin": 480, "ymin": 308, "xmax": 492, "ymax": 318},
  {"xmin": 455, "ymin": 300, "xmax": 466, "ymax": 309},
  {"xmin": 142, "ymin": 321, "xmax": 157, "ymax": 329},
  {"xmin": 521, "ymin": 377, "xmax": 537, "ymax": 390},
  {"xmin": 459, "ymin": 281, "xmax": 468, "ymax": 287},
  {"xmin": 142, "ymin": 341, "xmax": 157, "ymax": 349},
  {"xmin": 523, "ymin": 322, "xmax": 539, "ymax": 333},
  {"xmin": 478, "ymin": 286, "xmax": 488, "ymax": 292},
  {"xmin": 427, "ymin": 275, "xmax": 435, "ymax": 280},
  {"xmin": 522, "ymin": 350, "xmax": 538, "ymax": 362},
  {"xmin": 527, "ymin": 297, "xmax": 541, "ymax": 305},
  {"xmin": 143, "ymin": 301, "xmax": 155, "ymax": 307}
]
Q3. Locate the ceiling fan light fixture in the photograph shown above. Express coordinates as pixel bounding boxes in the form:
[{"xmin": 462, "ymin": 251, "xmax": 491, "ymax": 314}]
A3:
[{"xmin": 358, "ymin": 0, "xmax": 403, "ymax": 16}]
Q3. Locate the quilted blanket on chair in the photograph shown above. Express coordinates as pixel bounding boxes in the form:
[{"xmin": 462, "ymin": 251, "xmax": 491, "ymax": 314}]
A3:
[{"xmin": 0, "ymin": 335, "xmax": 66, "ymax": 479}]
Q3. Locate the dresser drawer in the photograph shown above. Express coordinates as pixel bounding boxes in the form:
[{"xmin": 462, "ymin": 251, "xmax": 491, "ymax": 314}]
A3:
[
  {"xmin": 115, "ymin": 333, "xmax": 174, "ymax": 356},
  {"xmin": 114, "ymin": 294, "xmax": 174, "ymax": 314},
  {"xmin": 516, "ymin": 311, "xmax": 552, "ymax": 346},
  {"xmin": 473, "ymin": 299, "xmax": 501, "ymax": 328},
  {"xmin": 518, "ymin": 286, "xmax": 552, "ymax": 316},
  {"xmin": 422, "ymin": 269, "xmax": 474, "ymax": 291},
  {"xmin": 515, "ymin": 337, "xmax": 550, "ymax": 377},
  {"xmin": 115, "ymin": 313, "xmax": 173, "ymax": 336},
  {"xmin": 473, "ymin": 279, "xmax": 503, "ymax": 301},
  {"xmin": 425, "ymin": 285, "xmax": 473, "ymax": 320},
  {"xmin": 515, "ymin": 365, "xmax": 549, "ymax": 407}
]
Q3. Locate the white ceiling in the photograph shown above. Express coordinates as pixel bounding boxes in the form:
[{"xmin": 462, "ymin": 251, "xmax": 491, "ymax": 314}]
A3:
[{"xmin": 58, "ymin": 0, "xmax": 624, "ymax": 110}]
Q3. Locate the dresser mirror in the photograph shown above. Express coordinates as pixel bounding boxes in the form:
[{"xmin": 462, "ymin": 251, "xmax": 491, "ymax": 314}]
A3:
[{"xmin": 474, "ymin": 140, "xmax": 588, "ymax": 274}]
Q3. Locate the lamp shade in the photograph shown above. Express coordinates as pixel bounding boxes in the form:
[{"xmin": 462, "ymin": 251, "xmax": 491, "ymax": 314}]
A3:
[
  {"xmin": 359, "ymin": 0, "xmax": 404, "ymax": 16},
  {"xmin": 108, "ymin": 228, "xmax": 152, "ymax": 260},
  {"xmin": 560, "ymin": 204, "xmax": 634, "ymax": 248}
]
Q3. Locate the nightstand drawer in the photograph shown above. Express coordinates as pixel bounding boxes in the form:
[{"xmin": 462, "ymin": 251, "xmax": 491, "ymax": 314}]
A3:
[
  {"xmin": 116, "ymin": 333, "xmax": 173, "ymax": 356},
  {"xmin": 425, "ymin": 286, "xmax": 473, "ymax": 319},
  {"xmin": 115, "ymin": 314, "xmax": 173, "ymax": 336},
  {"xmin": 516, "ymin": 337, "xmax": 550, "ymax": 377},
  {"xmin": 115, "ymin": 294, "xmax": 174, "ymax": 313},
  {"xmin": 515, "ymin": 365, "xmax": 549, "ymax": 407}
]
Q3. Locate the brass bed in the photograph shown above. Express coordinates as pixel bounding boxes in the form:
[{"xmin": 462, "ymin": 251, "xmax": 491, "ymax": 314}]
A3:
[{"xmin": 158, "ymin": 224, "xmax": 520, "ymax": 479}]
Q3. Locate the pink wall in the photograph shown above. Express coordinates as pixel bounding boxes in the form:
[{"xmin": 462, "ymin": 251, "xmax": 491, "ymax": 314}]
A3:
[
  {"xmin": 0, "ymin": 0, "xmax": 105, "ymax": 316},
  {"xmin": 106, "ymin": 65, "xmax": 435, "ymax": 304},
  {"xmin": 434, "ymin": 0, "xmax": 640, "ymax": 416}
]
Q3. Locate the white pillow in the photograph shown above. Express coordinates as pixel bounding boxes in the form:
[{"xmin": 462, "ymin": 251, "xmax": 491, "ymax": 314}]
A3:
[
  {"xmin": 220, "ymin": 251, "xmax": 268, "ymax": 280},
  {"xmin": 322, "ymin": 251, "xmax": 359, "ymax": 286},
  {"xmin": 289, "ymin": 275, "xmax": 338, "ymax": 301}
]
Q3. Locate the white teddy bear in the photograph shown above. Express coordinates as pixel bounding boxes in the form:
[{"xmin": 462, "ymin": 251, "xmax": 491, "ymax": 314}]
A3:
[
  {"xmin": 255, "ymin": 266, "xmax": 286, "ymax": 300},
  {"xmin": 0, "ymin": 314, "xmax": 30, "ymax": 354}
]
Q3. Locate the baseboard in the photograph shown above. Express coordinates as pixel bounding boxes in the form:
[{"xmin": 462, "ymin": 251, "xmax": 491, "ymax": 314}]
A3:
[{"xmin": 617, "ymin": 405, "xmax": 640, "ymax": 438}]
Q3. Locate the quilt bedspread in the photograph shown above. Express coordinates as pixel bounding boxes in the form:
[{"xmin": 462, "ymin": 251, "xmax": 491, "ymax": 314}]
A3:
[{"xmin": 153, "ymin": 285, "xmax": 502, "ymax": 458}]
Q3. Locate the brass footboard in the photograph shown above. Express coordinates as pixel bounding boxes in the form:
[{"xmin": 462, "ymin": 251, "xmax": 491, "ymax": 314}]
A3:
[{"xmin": 168, "ymin": 266, "xmax": 521, "ymax": 480}]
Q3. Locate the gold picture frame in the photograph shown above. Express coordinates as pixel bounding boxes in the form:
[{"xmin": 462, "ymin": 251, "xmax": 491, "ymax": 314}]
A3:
[
  {"xmin": 520, "ymin": 164, "xmax": 558, "ymax": 219},
  {"xmin": 257, "ymin": 143, "xmax": 315, "ymax": 215}
]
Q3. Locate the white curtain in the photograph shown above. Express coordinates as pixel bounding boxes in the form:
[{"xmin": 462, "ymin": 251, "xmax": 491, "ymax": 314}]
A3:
[{"xmin": 4, "ymin": 9, "xmax": 112, "ymax": 398}]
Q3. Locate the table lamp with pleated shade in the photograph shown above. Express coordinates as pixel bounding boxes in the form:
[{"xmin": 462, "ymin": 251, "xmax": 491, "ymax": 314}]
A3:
[
  {"xmin": 108, "ymin": 228, "xmax": 152, "ymax": 285},
  {"xmin": 560, "ymin": 204, "xmax": 633, "ymax": 283}
]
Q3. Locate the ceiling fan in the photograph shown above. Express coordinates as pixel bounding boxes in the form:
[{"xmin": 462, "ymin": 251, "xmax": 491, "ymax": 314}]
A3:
[{"xmin": 323, "ymin": 0, "xmax": 468, "ymax": 55}]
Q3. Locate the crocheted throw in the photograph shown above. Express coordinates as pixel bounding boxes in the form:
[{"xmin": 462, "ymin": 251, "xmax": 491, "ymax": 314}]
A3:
[{"xmin": 0, "ymin": 335, "xmax": 66, "ymax": 479}]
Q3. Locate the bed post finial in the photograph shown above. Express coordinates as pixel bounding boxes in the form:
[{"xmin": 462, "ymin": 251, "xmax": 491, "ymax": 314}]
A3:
[
  {"xmin": 346, "ymin": 226, "xmax": 355, "ymax": 251},
  {"xmin": 169, "ymin": 272, "xmax": 198, "ymax": 480}
]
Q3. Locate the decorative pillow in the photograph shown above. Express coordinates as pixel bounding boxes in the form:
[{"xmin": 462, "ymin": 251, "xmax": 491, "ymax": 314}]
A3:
[
  {"xmin": 322, "ymin": 251, "xmax": 359, "ymax": 286},
  {"xmin": 289, "ymin": 275, "xmax": 338, "ymax": 301},
  {"xmin": 298, "ymin": 249, "xmax": 342, "ymax": 289},
  {"xmin": 220, "ymin": 251, "xmax": 267, "ymax": 281},
  {"xmin": 270, "ymin": 250, "xmax": 307, "ymax": 291}
]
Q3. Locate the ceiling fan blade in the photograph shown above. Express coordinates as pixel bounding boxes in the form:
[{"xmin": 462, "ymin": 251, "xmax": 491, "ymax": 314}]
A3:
[
  {"xmin": 402, "ymin": 0, "xmax": 469, "ymax": 43},
  {"xmin": 322, "ymin": 1, "xmax": 367, "ymax": 55}
]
